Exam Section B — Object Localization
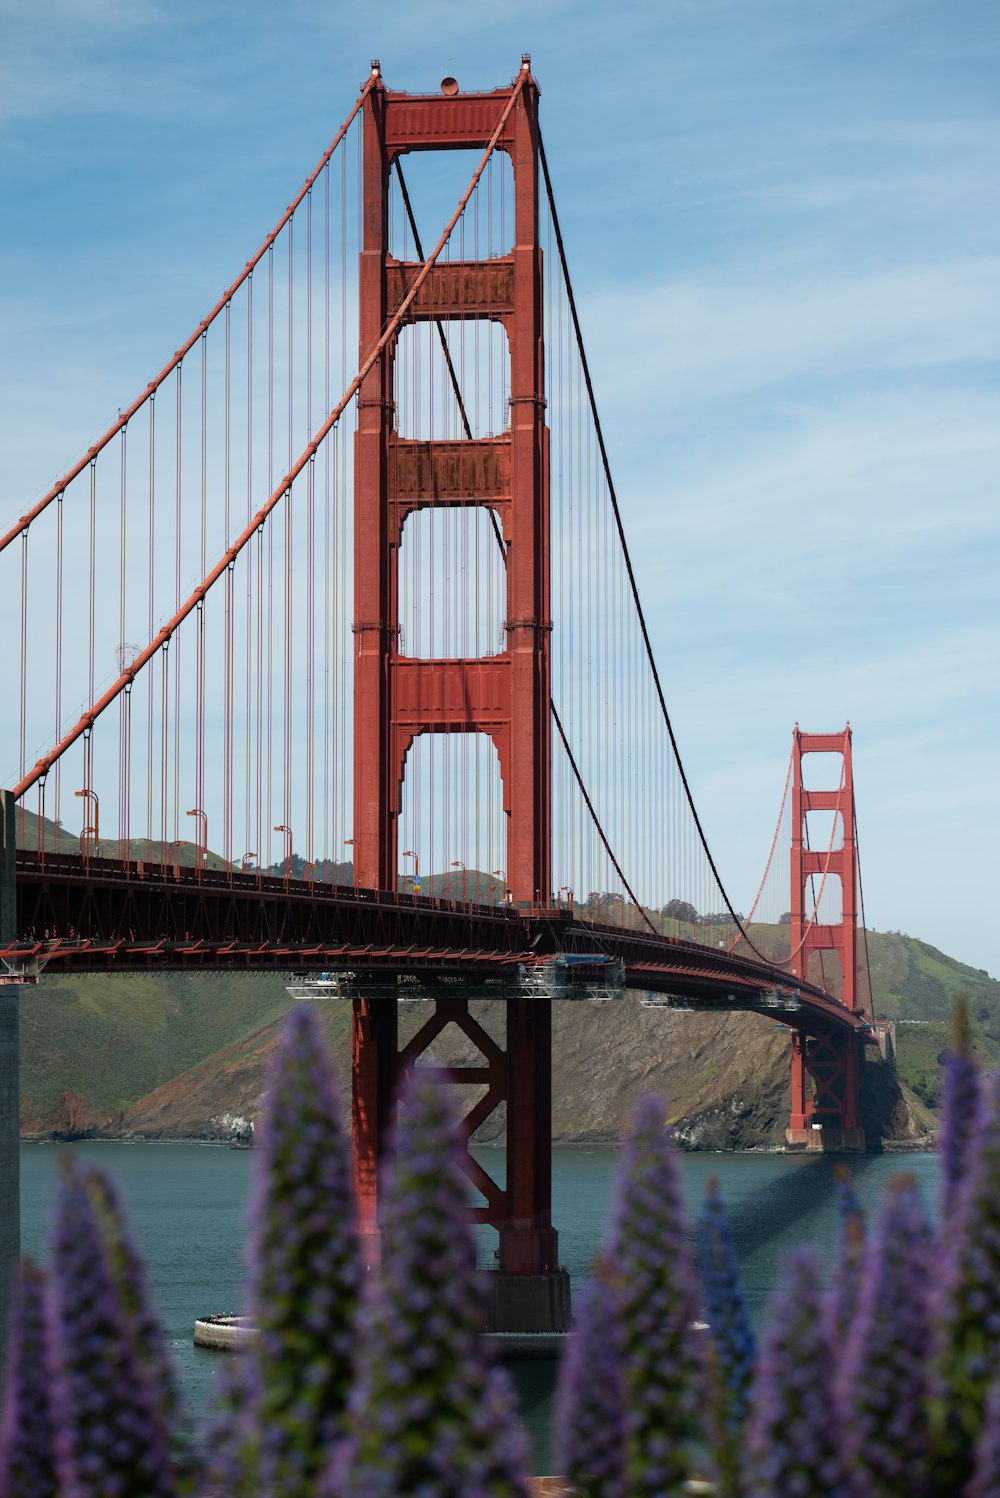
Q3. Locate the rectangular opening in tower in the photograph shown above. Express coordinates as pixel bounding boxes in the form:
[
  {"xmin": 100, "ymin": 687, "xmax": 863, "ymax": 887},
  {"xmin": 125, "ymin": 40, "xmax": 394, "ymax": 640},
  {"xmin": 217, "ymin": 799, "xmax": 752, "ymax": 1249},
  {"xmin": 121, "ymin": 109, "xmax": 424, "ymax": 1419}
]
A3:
[
  {"xmin": 801, "ymin": 751, "xmax": 845, "ymax": 792},
  {"xmin": 397, "ymin": 506, "xmax": 505, "ymax": 660},
  {"xmin": 389, "ymin": 148, "xmax": 514, "ymax": 263},
  {"xmin": 804, "ymin": 808, "xmax": 845, "ymax": 852},
  {"xmin": 394, "ymin": 320, "xmax": 509, "ymax": 440},
  {"xmin": 807, "ymin": 870, "xmax": 843, "ymax": 926},
  {"xmin": 397, "ymin": 731, "xmax": 507, "ymax": 901}
]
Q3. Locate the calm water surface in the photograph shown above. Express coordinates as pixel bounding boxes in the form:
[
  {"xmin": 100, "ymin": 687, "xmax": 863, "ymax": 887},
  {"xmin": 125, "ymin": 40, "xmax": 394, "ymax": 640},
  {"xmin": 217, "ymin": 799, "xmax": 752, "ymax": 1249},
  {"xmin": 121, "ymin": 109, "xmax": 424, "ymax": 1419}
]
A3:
[{"xmin": 21, "ymin": 1142, "xmax": 939, "ymax": 1473}]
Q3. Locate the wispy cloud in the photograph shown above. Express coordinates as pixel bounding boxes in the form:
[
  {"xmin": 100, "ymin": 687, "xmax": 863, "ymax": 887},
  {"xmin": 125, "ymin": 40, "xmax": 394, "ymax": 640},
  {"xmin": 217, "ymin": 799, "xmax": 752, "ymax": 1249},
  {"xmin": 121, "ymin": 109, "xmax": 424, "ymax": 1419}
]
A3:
[{"xmin": 586, "ymin": 258, "xmax": 1000, "ymax": 411}]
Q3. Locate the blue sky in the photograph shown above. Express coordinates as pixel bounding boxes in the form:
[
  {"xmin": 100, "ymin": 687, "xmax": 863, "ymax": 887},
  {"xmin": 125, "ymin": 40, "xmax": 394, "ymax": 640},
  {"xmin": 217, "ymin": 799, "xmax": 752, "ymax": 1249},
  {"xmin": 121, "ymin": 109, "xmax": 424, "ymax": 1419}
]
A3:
[{"xmin": 1, "ymin": 0, "xmax": 998, "ymax": 975}]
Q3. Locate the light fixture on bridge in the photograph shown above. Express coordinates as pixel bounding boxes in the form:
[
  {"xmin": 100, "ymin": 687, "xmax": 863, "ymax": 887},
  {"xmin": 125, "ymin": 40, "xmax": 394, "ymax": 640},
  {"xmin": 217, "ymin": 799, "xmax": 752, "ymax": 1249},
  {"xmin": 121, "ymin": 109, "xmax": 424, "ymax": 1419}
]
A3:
[
  {"xmin": 74, "ymin": 788, "xmax": 99, "ymax": 859},
  {"xmin": 186, "ymin": 807, "xmax": 208, "ymax": 866},
  {"xmin": 402, "ymin": 849, "xmax": 421, "ymax": 893},
  {"xmin": 274, "ymin": 824, "xmax": 293, "ymax": 879}
]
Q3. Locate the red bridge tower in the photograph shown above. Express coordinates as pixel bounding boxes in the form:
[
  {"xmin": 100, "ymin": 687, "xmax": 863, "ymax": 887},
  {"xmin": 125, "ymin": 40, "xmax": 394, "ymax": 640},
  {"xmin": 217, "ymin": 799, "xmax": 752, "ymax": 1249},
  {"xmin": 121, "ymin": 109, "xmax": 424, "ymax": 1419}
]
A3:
[
  {"xmin": 351, "ymin": 62, "xmax": 568, "ymax": 1329},
  {"xmin": 786, "ymin": 726, "xmax": 866, "ymax": 1151}
]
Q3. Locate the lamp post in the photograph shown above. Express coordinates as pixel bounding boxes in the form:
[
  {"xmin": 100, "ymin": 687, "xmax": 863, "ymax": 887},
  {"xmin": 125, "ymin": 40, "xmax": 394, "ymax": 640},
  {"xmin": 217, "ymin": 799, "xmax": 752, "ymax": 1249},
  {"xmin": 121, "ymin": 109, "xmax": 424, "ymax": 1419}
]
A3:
[
  {"xmin": 240, "ymin": 852, "xmax": 257, "ymax": 872},
  {"xmin": 451, "ymin": 859, "xmax": 467, "ymax": 901},
  {"xmin": 492, "ymin": 868, "xmax": 510, "ymax": 905},
  {"xmin": 166, "ymin": 839, "xmax": 186, "ymax": 877},
  {"xmin": 558, "ymin": 885, "xmax": 575, "ymax": 909},
  {"xmin": 74, "ymin": 788, "xmax": 99, "ymax": 859},
  {"xmin": 186, "ymin": 808, "xmax": 207, "ymax": 868},
  {"xmin": 274, "ymin": 824, "xmax": 293, "ymax": 880},
  {"xmin": 401, "ymin": 849, "xmax": 419, "ymax": 893}
]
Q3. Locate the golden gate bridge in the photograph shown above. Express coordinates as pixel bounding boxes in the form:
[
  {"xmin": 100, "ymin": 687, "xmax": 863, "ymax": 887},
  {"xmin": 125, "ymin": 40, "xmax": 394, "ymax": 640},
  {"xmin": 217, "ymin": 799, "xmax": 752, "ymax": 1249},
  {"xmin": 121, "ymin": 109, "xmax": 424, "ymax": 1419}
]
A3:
[{"xmin": 0, "ymin": 58, "xmax": 876, "ymax": 1336}]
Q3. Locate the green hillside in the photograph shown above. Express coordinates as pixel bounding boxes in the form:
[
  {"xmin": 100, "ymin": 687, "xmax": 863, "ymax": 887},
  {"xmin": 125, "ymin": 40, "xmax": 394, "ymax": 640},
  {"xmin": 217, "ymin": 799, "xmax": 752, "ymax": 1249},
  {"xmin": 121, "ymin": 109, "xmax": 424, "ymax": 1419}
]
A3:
[
  {"xmin": 20, "ymin": 971, "xmax": 291, "ymax": 1119},
  {"xmin": 868, "ymin": 931, "xmax": 1000, "ymax": 1107}
]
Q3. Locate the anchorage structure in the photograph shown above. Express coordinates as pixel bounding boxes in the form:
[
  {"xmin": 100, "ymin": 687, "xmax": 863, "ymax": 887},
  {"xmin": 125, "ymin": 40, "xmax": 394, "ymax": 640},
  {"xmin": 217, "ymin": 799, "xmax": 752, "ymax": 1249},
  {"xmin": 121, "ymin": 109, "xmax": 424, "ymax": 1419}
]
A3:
[
  {"xmin": 786, "ymin": 726, "xmax": 865, "ymax": 1151},
  {"xmin": 351, "ymin": 62, "xmax": 567, "ymax": 1330}
]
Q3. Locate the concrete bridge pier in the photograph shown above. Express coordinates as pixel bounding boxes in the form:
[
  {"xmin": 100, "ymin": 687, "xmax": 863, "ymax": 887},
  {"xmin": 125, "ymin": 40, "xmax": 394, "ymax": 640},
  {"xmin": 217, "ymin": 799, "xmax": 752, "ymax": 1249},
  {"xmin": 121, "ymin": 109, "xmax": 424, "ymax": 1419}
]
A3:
[{"xmin": 0, "ymin": 791, "xmax": 21, "ymax": 1374}]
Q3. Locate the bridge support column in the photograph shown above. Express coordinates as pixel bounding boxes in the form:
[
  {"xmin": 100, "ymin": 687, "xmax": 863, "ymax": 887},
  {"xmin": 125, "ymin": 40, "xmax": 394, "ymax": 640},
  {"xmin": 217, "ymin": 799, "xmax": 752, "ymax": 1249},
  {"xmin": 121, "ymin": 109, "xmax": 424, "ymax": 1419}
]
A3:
[
  {"xmin": 0, "ymin": 792, "xmax": 20, "ymax": 1370},
  {"xmin": 491, "ymin": 995, "xmax": 569, "ymax": 1333},
  {"xmin": 349, "ymin": 986, "xmax": 569, "ymax": 1332},
  {"xmin": 349, "ymin": 67, "xmax": 567, "ymax": 1331},
  {"xmin": 786, "ymin": 727, "xmax": 866, "ymax": 1152},
  {"xmin": 498, "ymin": 997, "xmax": 557, "ymax": 1272},
  {"xmin": 352, "ymin": 994, "xmax": 398, "ymax": 1254}
]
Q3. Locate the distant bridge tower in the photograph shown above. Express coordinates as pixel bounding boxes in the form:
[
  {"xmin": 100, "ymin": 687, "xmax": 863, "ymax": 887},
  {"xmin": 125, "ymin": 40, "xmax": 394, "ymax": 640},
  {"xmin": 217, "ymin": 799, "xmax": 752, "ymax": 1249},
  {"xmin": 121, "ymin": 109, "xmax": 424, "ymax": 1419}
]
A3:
[
  {"xmin": 786, "ymin": 726, "xmax": 865, "ymax": 1151},
  {"xmin": 350, "ymin": 61, "xmax": 567, "ymax": 1329}
]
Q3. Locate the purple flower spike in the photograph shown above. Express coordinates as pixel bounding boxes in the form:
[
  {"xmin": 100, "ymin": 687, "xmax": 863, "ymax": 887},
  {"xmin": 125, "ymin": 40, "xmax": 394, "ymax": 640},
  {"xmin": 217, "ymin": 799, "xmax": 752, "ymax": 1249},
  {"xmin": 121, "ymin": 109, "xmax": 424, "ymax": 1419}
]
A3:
[
  {"xmin": 698, "ymin": 1180, "xmax": 755, "ymax": 1497},
  {"xmin": 48, "ymin": 1160, "xmax": 178, "ymax": 1498},
  {"xmin": 327, "ymin": 1067, "xmax": 531, "ymax": 1498},
  {"xmin": 838, "ymin": 1174, "xmax": 933, "ymax": 1498},
  {"xmin": 82, "ymin": 1170, "xmax": 183, "ymax": 1431},
  {"xmin": 0, "ymin": 1260, "xmax": 58, "ymax": 1498},
  {"xmin": 743, "ymin": 1247, "xmax": 852, "ymax": 1498},
  {"xmin": 939, "ymin": 994, "xmax": 981, "ymax": 1222},
  {"xmin": 930, "ymin": 1061, "xmax": 1000, "ymax": 1490},
  {"xmin": 968, "ymin": 1372, "xmax": 1000, "ymax": 1498},
  {"xmin": 606, "ymin": 1095, "xmax": 703, "ymax": 1497},
  {"xmin": 216, "ymin": 1004, "xmax": 360, "ymax": 1498},
  {"xmin": 553, "ymin": 1262, "xmax": 626, "ymax": 1498}
]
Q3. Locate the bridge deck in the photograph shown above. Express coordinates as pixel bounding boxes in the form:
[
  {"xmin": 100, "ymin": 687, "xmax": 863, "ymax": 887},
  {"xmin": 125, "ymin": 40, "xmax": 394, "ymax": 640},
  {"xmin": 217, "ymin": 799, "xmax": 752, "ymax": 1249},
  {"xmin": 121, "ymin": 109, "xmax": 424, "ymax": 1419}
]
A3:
[{"xmin": 2, "ymin": 852, "xmax": 873, "ymax": 1042}]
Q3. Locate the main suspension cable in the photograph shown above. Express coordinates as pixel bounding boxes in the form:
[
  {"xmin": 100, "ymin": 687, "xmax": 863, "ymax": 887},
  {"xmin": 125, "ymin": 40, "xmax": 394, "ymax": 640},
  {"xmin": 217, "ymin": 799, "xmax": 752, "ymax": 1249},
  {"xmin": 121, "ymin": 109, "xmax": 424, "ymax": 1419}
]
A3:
[
  {"xmin": 551, "ymin": 701, "xmax": 660, "ymax": 936},
  {"xmin": 855, "ymin": 802, "xmax": 875, "ymax": 1021},
  {"xmin": 538, "ymin": 128, "xmax": 773, "ymax": 963}
]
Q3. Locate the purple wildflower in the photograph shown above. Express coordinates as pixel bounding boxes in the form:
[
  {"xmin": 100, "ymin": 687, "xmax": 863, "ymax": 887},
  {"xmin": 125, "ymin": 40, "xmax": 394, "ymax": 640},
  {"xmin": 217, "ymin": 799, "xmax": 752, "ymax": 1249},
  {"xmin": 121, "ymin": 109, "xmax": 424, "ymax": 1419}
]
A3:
[
  {"xmin": 838, "ymin": 1174, "xmax": 933, "ymax": 1498},
  {"xmin": 743, "ymin": 1247, "xmax": 852, "ymax": 1498},
  {"xmin": 327, "ymin": 1067, "xmax": 531, "ymax": 1498},
  {"xmin": 0, "ymin": 1260, "xmax": 58, "ymax": 1498},
  {"xmin": 968, "ymin": 1372, "xmax": 1000, "ymax": 1498},
  {"xmin": 605, "ymin": 1094, "xmax": 703, "ymax": 1497},
  {"xmin": 930, "ymin": 1062, "xmax": 1000, "ymax": 1489},
  {"xmin": 212, "ymin": 1005, "xmax": 360, "ymax": 1498},
  {"xmin": 553, "ymin": 1261, "xmax": 626, "ymax": 1498},
  {"xmin": 939, "ymin": 993, "xmax": 981, "ymax": 1221},
  {"xmin": 81, "ymin": 1167, "xmax": 190, "ymax": 1474},
  {"xmin": 697, "ymin": 1179, "xmax": 755, "ymax": 1497},
  {"xmin": 48, "ymin": 1160, "xmax": 178, "ymax": 1498}
]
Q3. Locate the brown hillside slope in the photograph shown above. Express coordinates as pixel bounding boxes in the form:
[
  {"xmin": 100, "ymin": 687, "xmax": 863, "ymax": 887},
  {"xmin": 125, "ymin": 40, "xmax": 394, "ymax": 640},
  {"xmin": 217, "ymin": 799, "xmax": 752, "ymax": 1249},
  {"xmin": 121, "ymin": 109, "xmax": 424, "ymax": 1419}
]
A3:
[{"xmin": 109, "ymin": 997, "xmax": 925, "ymax": 1150}]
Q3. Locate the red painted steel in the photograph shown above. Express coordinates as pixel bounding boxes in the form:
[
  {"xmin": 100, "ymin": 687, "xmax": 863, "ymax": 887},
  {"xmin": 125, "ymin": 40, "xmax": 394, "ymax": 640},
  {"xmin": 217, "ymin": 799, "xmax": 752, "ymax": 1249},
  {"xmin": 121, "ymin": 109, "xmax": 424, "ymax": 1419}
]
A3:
[
  {"xmin": 787, "ymin": 726, "xmax": 863, "ymax": 1141},
  {"xmin": 350, "ymin": 62, "xmax": 558, "ymax": 1269},
  {"xmin": 7, "ymin": 850, "xmax": 876, "ymax": 1044},
  {"xmin": 351, "ymin": 65, "xmax": 546, "ymax": 902}
]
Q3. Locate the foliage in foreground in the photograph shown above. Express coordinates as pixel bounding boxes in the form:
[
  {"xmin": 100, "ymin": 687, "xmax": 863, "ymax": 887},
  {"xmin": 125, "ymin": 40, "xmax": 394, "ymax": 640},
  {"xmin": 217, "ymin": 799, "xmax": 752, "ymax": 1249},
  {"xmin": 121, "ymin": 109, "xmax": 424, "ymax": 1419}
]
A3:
[{"xmin": 1, "ymin": 1004, "xmax": 997, "ymax": 1496}]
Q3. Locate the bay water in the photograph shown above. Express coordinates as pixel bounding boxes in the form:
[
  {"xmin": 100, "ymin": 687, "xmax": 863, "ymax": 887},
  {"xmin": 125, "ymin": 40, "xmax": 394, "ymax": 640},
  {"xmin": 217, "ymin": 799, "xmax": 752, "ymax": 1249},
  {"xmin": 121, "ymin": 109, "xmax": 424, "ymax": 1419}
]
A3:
[{"xmin": 20, "ymin": 1142, "xmax": 938, "ymax": 1474}]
